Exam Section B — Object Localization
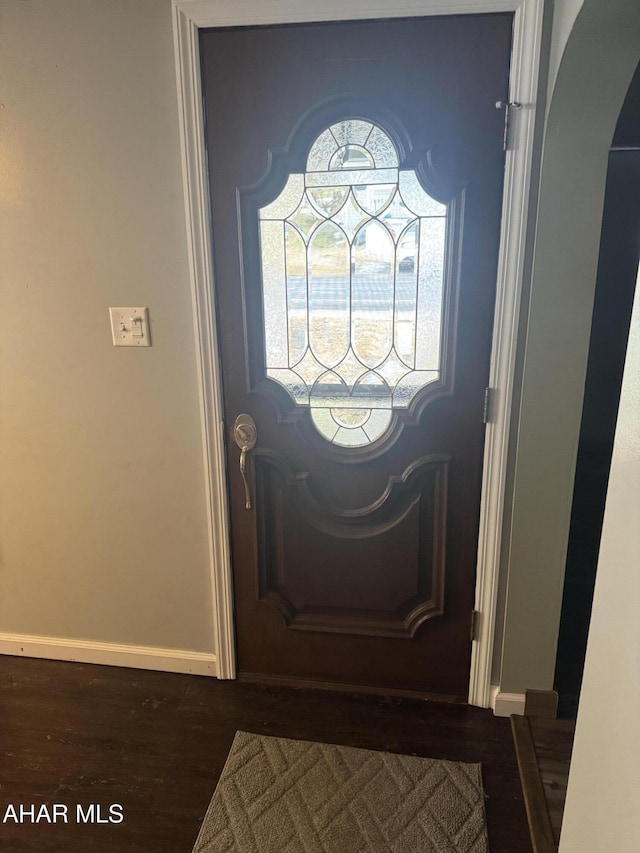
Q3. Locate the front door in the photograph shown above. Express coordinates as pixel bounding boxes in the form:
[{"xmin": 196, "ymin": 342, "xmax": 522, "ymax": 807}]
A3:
[{"xmin": 200, "ymin": 15, "xmax": 512, "ymax": 700}]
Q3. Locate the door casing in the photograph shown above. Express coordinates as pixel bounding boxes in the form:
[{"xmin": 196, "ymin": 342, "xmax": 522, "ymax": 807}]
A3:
[{"xmin": 171, "ymin": 0, "xmax": 545, "ymax": 708}]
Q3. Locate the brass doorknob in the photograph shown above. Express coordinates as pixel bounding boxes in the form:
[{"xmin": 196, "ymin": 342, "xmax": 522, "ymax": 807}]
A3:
[{"xmin": 233, "ymin": 415, "xmax": 257, "ymax": 509}]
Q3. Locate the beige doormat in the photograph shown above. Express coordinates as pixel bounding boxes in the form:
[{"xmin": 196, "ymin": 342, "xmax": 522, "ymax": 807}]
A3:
[{"xmin": 192, "ymin": 731, "xmax": 489, "ymax": 852}]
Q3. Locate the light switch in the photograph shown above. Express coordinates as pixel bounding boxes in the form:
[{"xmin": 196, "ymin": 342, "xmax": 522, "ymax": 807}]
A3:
[{"xmin": 109, "ymin": 307, "xmax": 151, "ymax": 347}]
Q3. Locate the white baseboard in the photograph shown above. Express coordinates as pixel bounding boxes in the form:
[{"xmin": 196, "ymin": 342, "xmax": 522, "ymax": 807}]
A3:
[
  {"xmin": 491, "ymin": 686, "xmax": 526, "ymax": 716},
  {"xmin": 0, "ymin": 632, "xmax": 218, "ymax": 677}
]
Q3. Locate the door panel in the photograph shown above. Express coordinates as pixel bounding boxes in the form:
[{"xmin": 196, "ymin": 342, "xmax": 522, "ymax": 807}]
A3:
[
  {"xmin": 200, "ymin": 15, "xmax": 512, "ymax": 698},
  {"xmin": 255, "ymin": 452, "xmax": 447, "ymax": 637}
]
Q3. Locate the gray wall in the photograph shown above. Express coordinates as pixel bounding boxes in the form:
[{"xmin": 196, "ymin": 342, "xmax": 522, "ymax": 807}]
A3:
[
  {"xmin": 0, "ymin": 0, "xmax": 215, "ymax": 652},
  {"xmin": 496, "ymin": 0, "xmax": 640, "ymax": 693}
]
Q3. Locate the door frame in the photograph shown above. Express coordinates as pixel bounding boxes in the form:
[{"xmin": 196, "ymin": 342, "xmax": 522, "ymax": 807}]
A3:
[{"xmin": 171, "ymin": 0, "xmax": 544, "ymax": 707}]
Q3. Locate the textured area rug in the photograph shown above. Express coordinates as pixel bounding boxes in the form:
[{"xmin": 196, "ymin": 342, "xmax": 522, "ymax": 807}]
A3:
[{"xmin": 192, "ymin": 731, "xmax": 489, "ymax": 852}]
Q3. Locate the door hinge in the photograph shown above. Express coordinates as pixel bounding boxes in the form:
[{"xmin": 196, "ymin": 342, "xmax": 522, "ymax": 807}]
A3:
[
  {"xmin": 483, "ymin": 387, "xmax": 493, "ymax": 424},
  {"xmin": 470, "ymin": 610, "xmax": 480, "ymax": 642},
  {"xmin": 495, "ymin": 100, "xmax": 522, "ymax": 151}
]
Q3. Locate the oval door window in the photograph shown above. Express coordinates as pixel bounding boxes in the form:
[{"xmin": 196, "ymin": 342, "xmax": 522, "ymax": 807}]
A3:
[{"xmin": 259, "ymin": 119, "xmax": 447, "ymax": 447}]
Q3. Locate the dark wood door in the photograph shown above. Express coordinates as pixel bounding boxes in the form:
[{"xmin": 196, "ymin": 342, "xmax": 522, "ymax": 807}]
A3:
[{"xmin": 200, "ymin": 15, "xmax": 512, "ymax": 700}]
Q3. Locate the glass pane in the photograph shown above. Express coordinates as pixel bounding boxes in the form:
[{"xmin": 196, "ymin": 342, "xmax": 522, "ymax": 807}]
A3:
[
  {"xmin": 415, "ymin": 217, "xmax": 446, "ymax": 372},
  {"xmin": 329, "ymin": 120, "xmax": 373, "ymax": 148},
  {"xmin": 329, "ymin": 145, "xmax": 374, "ymax": 171},
  {"xmin": 308, "ymin": 222, "xmax": 350, "ymax": 367},
  {"xmin": 307, "ymin": 365, "xmax": 393, "ymax": 446},
  {"xmin": 289, "ymin": 195, "xmax": 324, "ymax": 240},
  {"xmin": 366, "ymin": 124, "xmax": 399, "ymax": 168},
  {"xmin": 307, "ymin": 186, "xmax": 349, "ymax": 217},
  {"xmin": 266, "ymin": 368, "xmax": 310, "ymax": 405},
  {"xmin": 306, "ymin": 168, "xmax": 398, "ymax": 188},
  {"xmin": 333, "ymin": 425, "xmax": 370, "ymax": 446},
  {"xmin": 309, "ymin": 408, "xmax": 340, "ymax": 442},
  {"xmin": 351, "ymin": 371, "xmax": 392, "ymax": 408},
  {"xmin": 291, "ymin": 348, "xmax": 325, "ymax": 386},
  {"xmin": 393, "ymin": 370, "xmax": 439, "ymax": 407},
  {"xmin": 331, "ymin": 408, "xmax": 370, "ymax": 428},
  {"xmin": 306, "ymin": 129, "xmax": 339, "ymax": 172},
  {"xmin": 260, "ymin": 220, "xmax": 287, "ymax": 368},
  {"xmin": 309, "ymin": 371, "xmax": 350, "ymax": 408},
  {"xmin": 333, "ymin": 347, "xmax": 368, "ymax": 388},
  {"xmin": 395, "ymin": 221, "xmax": 419, "ymax": 365},
  {"xmin": 353, "ymin": 183, "xmax": 396, "ymax": 216},
  {"xmin": 331, "ymin": 193, "xmax": 370, "ymax": 240},
  {"xmin": 363, "ymin": 408, "xmax": 393, "ymax": 443},
  {"xmin": 379, "ymin": 189, "xmax": 416, "ymax": 241},
  {"xmin": 376, "ymin": 349, "xmax": 411, "ymax": 385},
  {"xmin": 309, "ymin": 402, "xmax": 393, "ymax": 446},
  {"xmin": 258, "ymin": 119, "xmax": 448, "ymax": 448},
  {"xmin": 351, "ymin": 220, "xmax": 394, "ymax": 367},
  {"xmin": 260, "ymin": 173, "xmax": 304, "ymax": 220},
  {"xmin": 398, "ymin": 170, "xmax": 446, "ymax": 217},
  {"xmin": 285, "ymin": 224, "xmax": 307, "ymax": 364}
]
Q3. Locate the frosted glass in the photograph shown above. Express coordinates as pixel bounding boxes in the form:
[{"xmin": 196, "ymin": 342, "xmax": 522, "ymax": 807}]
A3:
[
  {"xmin": 266, "ymin": 368, "xmax": 309, "ymax": 405},
  {"xmin": 285, "ymin": 224, "xmax": 307, "ymax": 364},
  {"xmin": 260, "ymin": 173, "xmax": 304, "ymax": 219},
  {"xmin": 260, "ymin": 220, "xmax": 287, "ymax": 368},
  {"xmin": 333, "ymin": 426, "xmax": 370, "ymax": 446},
  {"xmin": 392, "ymin": 370, "xmax": 439, "ymax": 407},
  {"xmin": 306, "ymin": 129, "xmax": 338, "ymax": 171},
  {"xmin": 367, "ymin": 124, "xmax": 399, "ymax": 168},
  {"xmin": 309, "ymin": 408, "xmax": 340, "ymax": 442},
  {"xmin": 306, "ymin": 168, "xmax": 398, "ymax": 188},
  {"xmin": 329, "ymin": 120, "xmax": 373, "ymax": 148},
  {"xmin": 363, "ymin": 409, "xmax": 393, "ymax": 442},
  {"xmin": 309, "ymin": 382, "xmax": 390, "ymax": 411},
  {"xmin": 415, "ymin": 217, "xmax": 446, "ymax": 372},
  {"xmin": 398, "ymin": 170, "xmax": 446, "ymax": 217}
]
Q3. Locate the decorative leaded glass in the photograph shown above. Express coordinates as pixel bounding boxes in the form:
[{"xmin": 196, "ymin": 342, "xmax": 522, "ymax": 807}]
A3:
[{"xmin": 258, "ymin": 119, "xmax": 447, "ymax": 447}]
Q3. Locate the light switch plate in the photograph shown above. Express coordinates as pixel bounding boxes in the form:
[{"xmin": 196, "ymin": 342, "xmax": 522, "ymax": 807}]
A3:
[{"xmin": 109, "ymin": 307, "xmax": 151, "ymax": 347}]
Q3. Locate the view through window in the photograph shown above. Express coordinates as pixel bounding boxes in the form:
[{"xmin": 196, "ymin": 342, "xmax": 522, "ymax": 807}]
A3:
[{"xmin": 259, "ymin": 119, "xmax": 447, "ymax": 447}]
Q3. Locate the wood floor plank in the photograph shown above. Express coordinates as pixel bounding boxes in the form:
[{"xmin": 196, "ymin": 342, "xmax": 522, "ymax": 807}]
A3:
[
  {"xmin": 529, "ymin": 716, "xmax": 575, "ymax": 844},
  {"xmin": 510, "ymin": 714, "xmax": 557, "ymax": 853}
]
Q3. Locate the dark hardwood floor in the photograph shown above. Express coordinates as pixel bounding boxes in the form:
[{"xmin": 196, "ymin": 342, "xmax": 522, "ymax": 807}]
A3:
[
  {"xmin": 530, "ymin": 717, "xmax": 575, "ymax": 847},
  {"xmin": 0, "ymin": 656, "xmax": 531, "ymax": 852},
  {"xmin": 511, "ymin": 715, "xmax": 575, "ymax": 852}
]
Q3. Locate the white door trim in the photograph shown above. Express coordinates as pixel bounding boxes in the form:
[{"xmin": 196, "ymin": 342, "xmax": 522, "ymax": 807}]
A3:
[{"xmin": 171, "ymin": 0, "xmax": 544, "ymax": 702}]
